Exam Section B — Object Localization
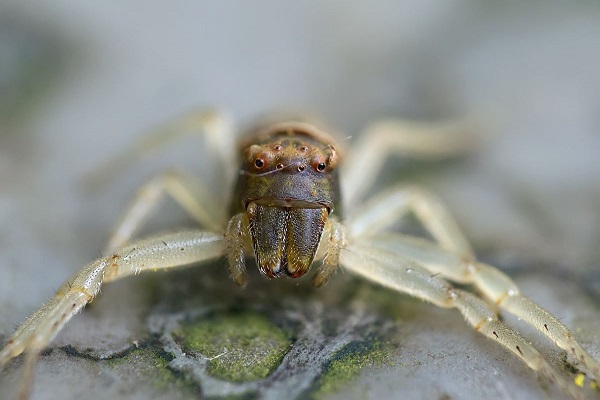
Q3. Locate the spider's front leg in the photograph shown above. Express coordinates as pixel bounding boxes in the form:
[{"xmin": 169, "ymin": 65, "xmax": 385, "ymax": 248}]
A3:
[
  {"xmin": 339, "ymin": 241, "xmax": 587, "ymax": 399},
  {"xmin": 0, "ymin": 231, "xmax": 224, "ymax": 400},
  {"xmin": 363, "ymin": 232, "xmax": 600, "ymax": 383}
]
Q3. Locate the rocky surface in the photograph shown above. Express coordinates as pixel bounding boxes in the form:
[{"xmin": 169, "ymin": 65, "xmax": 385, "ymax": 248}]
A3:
[{"xmin": 1, "ymin": 2, "xmax": 599, "ymax": 400}]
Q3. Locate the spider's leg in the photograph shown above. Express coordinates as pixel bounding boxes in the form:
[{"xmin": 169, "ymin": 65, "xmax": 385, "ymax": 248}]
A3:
[
  {"xmin": 0, "ymin": 230, "xmax": 224, "ymax": 400},
  {"xmin": 312, "ymin": 216, "xmax": 346, "ymax": 287},
  {"xmin": 343, "ymin": 119, "xmax": 479, "ymax": 207},
  {"xmin": 106, "ymin": 169, "xmax": 226, "ymax": 252},
  {"xmin": 347, "ymin": 185, "xmax": 474, "ymax": 259},
  {"xmin": 224, "ymin": 213, "xmax": 252, "ymax": 287},
  {"xmin": 365, "ymin": 233, "xmax": 600, "ymax": 382},
  {"xmin": 85, "ymin": 108, "xmax": 236, "ymax": 192},
  {"xmin": 340, "ymin": 243, "xmax": 586, "ymax": 399}
]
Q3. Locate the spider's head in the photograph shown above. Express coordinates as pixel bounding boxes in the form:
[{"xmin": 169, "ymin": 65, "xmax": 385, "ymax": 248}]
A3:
[{"xmin": 230, "ymin": 122, "xmax": 342, "ymax": 282}]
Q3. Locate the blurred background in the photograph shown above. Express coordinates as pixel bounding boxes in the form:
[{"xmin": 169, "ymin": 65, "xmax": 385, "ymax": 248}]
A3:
[{"xmin": 1, "ymin": 1, "xmax": 599, "ymax": 399}]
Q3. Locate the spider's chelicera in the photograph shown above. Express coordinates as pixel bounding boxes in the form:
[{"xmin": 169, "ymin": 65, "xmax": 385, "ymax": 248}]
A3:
[{"xmin": 0, "ymin": 111, "xmax": 598, "ymax": 399}]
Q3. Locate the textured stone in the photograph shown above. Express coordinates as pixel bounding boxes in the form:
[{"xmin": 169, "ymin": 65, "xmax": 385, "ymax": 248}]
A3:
[{"xmin": 1, "ymin": 2, "xmax": 599, "ymax": 400}]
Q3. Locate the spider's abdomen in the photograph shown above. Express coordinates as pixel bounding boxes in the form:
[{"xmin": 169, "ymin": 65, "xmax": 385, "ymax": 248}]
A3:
[{"xmin": 230, "ymin": 122, "xmax": 341, "ymax": 279}]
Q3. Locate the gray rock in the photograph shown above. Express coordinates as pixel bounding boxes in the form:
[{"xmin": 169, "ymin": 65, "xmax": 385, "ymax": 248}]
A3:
[{"xmin": 1, "ymin": 2, "xmax": 599, "ymax": 399}]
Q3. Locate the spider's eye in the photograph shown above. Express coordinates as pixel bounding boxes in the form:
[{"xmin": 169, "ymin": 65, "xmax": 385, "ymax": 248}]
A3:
[
  {"xmin": 316, "ymin": 162, "xmax": 326, "ymax": 172},
  {"xmin": 254, "ymin": 158, "xmax": 265, "ymax": 168}
]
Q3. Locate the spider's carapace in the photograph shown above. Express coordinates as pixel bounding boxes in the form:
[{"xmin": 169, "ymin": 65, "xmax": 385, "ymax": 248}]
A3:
[{"xmin": 229, "ymin": 122, "xmax": 341, "ymax": 281}]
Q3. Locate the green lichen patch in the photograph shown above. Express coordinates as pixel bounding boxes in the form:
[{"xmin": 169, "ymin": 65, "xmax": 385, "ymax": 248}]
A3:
[
  {"xmin": 309, "ymin": 339, "xmax": 394, "ymax": 399},
  {"xmin": 176, "ymin": 312, "xmax": 292, "ymax": 382}
]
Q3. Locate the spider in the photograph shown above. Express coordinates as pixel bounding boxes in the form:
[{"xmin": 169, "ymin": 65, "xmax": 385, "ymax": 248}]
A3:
[{"xmin": 0, "ymin": 110, "xmax": 599, "ymax": 399}]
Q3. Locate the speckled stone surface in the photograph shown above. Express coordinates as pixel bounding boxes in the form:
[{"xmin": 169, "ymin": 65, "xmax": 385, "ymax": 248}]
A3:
[{"xmin": 1, "ymin": 2, "xmax": 600, "ymax": 400}]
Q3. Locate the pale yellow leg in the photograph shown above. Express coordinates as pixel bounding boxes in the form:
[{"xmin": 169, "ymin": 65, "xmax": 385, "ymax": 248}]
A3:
[
  {"xmin": 105, "ymin": 169, "xmax": 226, "ymax": 253},
  {"xmin": 347, "ymin": 185, "xmax": 474, "ymax": 260},
  {"xmin": 312, "ymin": 216, "xmax": 347, "ymax": 287},
  {"xmin": 343, "ymin": 119, "xmax": 479, "ymax": 207},
  {"xmin": 0, "ymin": 231, "xmax": 224, "ymax": 400},
  {"xmin": 341, "ymin": 243, "xmax": 587, "ymax": 399},
  {"xmin": 85, "ymin": 109, "xmax": 236, "ymax": 191},
  {"xmin": 224, "ymin": 213, "xmax": 252, "ymax": 287},
  {"xmin": 362, "ymin": 233, "xmax": 600, "ymax": 382}
]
